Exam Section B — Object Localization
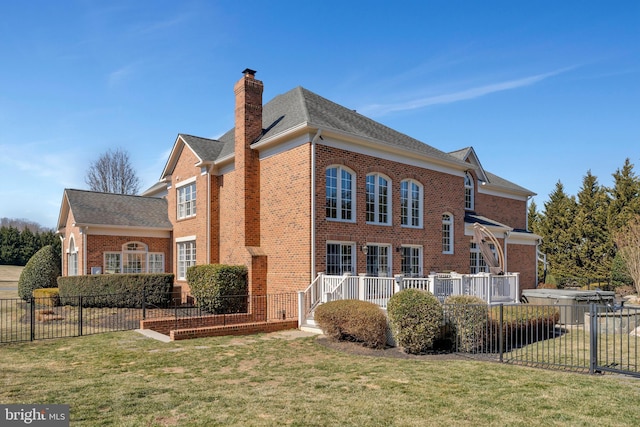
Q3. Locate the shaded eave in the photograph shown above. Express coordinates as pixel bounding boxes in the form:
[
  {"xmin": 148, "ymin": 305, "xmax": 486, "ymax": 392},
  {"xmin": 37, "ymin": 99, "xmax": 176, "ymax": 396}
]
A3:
[
  {"xmin": 160, "ymin": 134, "xmax": 204, "ymax": 180},
  {"xmin": 252, "ymin": 122, "xmax": 471, "ymax": 173}
]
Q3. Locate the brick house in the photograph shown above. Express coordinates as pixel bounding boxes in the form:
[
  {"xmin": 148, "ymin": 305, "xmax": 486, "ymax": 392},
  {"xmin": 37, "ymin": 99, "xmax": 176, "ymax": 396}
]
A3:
[{"xmin": 58, "ymin": 69, "xmax": 539, "ymax": 297}]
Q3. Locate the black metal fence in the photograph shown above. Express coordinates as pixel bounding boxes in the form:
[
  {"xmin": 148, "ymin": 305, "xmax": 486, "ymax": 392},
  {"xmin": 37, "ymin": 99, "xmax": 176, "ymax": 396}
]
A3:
[
  {"xmin": 0, "ymin": 291, "xmax": 299, "ymax": 344},
  {"xmin": 440, "ymin": 303, "xmax": 640, "ymax": 378}
]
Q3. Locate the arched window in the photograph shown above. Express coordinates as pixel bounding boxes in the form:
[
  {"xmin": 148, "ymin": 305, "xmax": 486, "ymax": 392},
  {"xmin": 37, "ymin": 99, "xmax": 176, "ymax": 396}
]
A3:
[
  {"xmin": 400, "ymin": 179, "xmax": 423, "ymax": 227},
  {"xmin": 442, "ymin": 213, "xmax": 454, "ymax": 254},
  {"xmin": 68, "ymin": 235, "xmax": 78, "ymax": 276},
  {"xmin": 326, "ymin": 166, "xmax": 355, "ymax": 221},
  {"xmin": 366, "ymin": 173, "xmax": 391, "ymax": 225},
  {"xmin": 464, "ymin": 173, "xmax": 474, "ymax": 210},
  {"xmin": 103, "ymin": 241, "xmax": 164, "ymax": 274}
]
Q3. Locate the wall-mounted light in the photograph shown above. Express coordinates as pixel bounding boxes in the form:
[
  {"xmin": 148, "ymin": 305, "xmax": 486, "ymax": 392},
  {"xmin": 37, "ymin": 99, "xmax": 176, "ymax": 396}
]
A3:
[{"xmin": 361, "ymin": 245, "xmax": 369, "ymax": 255}]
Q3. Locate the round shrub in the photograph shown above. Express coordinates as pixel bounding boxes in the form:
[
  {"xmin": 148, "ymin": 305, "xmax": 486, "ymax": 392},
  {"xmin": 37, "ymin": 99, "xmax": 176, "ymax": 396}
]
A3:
[
  {"xmin": 18, "ymin": 245, "xmax": 60, "ymax": 301},
  {"xmin": 387, "ymin": 289, "xmax": 443, "ymax": 354},
  {"xmin": 314, "ymin": 299, "xmax": 387, "ymax": 349},
  {"xmin": 187, "ymin": 264, "xmax": 248, "ymax": 313},
  {"xmin": 444, "ymin": 295, "xmax": 488, "ymax": 352}
]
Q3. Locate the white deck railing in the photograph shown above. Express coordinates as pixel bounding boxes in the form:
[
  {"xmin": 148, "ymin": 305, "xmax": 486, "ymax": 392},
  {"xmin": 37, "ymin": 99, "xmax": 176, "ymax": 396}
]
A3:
[{"xmin": 300, "ymin": 272, "xmax": 520, "ymax": 321}]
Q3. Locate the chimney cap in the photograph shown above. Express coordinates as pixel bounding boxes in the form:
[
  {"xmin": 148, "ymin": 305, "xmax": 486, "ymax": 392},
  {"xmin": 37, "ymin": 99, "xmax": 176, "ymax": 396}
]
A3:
[{"xmin": 242, "ymin": 68, "xmax": 257, "ymax": 77}]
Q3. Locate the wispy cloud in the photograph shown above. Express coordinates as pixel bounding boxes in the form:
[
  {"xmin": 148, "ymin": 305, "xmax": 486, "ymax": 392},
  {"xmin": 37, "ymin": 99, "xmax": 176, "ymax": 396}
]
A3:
[
  {"xmin": 360, "ymin": 66, "xmax": 576, "ymax": 116},
  {"xmin": 132, "ymin": 14, "xmax": 190, "ymax": 35},
  {"xmin": 107, "ymin": 62, "xmax": 140, "ymax": 87}
]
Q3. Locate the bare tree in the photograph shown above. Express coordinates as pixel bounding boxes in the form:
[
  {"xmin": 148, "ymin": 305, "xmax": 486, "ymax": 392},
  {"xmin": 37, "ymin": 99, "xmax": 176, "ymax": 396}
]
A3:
[
  {"xmin": 85, "ymin": 148, "xmax": 141, "ymax": 195},
  {"xmin": 614, "ymin": 215, "xmax": 640, "ymax": 294}
]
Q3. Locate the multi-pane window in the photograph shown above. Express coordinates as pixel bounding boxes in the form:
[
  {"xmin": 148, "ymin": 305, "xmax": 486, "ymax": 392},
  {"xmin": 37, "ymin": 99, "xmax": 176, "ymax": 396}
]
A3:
[
  {"xmin": 400, "ymin": 180, "xmax": 422, "ymax": 227},
  {"xmin": 366, "ymin": 173, "xmax": 390, "ymax": 224},
  {"xmin": 326, "ymin": 243, "xmax": 354, "ymax": 275},
  {"xmin": 401, "ymin": 246, "xmax": 422, "ymax": 277},
  {"xmin": 365, "ymin": 244, "xmax": 390, "ymax": 277},
  {"xmin": 442, "ymin": 213, "xmax": 453, "ymax": 254},
  {"xmin": 326, "ymin": 166, "xmax": 354, "ymax": 221},
  {"xmin": 148, "ymin": 253, "xmax": 164, "ymax": 273},
  {"xmin": 470, "ymin": 242, "xmax": 496, "ymax": 274},
  {"xmin": 177, "ymin": 182, "xmax": 196, "ymax": 219},
  {"xmin": 68, "ymin": 236, "xmax": 78, "ymax": 276},
  {"xmin": 464, "ymin": 173, "xmax": 474, "ymax": 210},
  {"xmin": 104, "ymin": 253, "xmax": 121, "ymax": 274},
  {"xmin": 177, "ymin": 241, "xmax": 196, "ymax": 280},
  {"xmin": 103, "ymin": 242, "xmax": 164, "ymax": 274}
]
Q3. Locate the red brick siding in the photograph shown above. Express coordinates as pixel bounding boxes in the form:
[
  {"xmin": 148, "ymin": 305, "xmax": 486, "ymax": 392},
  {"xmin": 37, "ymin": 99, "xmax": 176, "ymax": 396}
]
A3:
[
  {"xmin": 259, "ymin": 143, "xmax": 312, "ymax": 294},
  {"xmin": 507, "ymin": 244, "xmax": 537, "ymax": 290},
  {"xmin": 85, "ymin": 235, "xmax": 171, "ymax": 274},
  {"xmin": 314, "ymin": 145, "xmax": 470, "ymax": 277}
]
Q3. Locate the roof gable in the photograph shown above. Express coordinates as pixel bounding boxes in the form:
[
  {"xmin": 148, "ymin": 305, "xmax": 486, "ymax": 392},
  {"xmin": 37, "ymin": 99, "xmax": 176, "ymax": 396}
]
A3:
[{"xmin": 57, "ymin": 189, "xmax": 172, "ymax": 231}]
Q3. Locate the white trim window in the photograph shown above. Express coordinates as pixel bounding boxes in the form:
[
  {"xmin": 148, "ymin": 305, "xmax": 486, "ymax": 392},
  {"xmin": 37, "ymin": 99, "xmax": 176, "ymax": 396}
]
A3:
[
  {"xmin": 365, "ymin": 244, "xmax": 391, "ymax": 277},
  {"xmin": 177, "ymin": 240, "xmax": 196, "ymax": 280},
  {"xmin": 470, "ymin": 242, "xmax": 495, "ymax": 274},
  {"xmin": 366, "ymin": 173, "xmax": 391, "ymax": 225},
  {"xmin": 68, "ymin": 235, "xmax": 78, "ymax": 276},
  {"xmin": 326, "ymin": 242, "xmax": 355, "ymax": 275},
  {"xmin": 326, "ymin": 166, "xmax": 355, "ymax": 222},
  {"xmin": 400, "ymin": 179, "xmax": 422, "ymax": 228},
  {"xmin": 442, "ymin": 213, "xmax": 454, "ymax": 254},
  {"xmin": 177, "ymin": 181, "xmax": 197, "ymax": 219},
  {"xmin": 401, "ymin": 246, "xmax": 422, "ymax": 278},
  {"xmin": 104, "ymin": 252, "xmax": 121, "ymax": 274},
  {"xmin": 464, "ymin": 173, "xmax": 474, "ymax": 211},
  {"xmin": 103, "ymin": 242, "xmax": 164, "ymax": 274}
]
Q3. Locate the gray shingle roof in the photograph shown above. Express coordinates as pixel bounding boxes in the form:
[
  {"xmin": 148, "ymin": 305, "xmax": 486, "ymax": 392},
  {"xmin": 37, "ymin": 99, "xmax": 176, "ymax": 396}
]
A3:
[
  {"xmin": 64, "ymin": 189, "xmax": 172, "ymax": 229},
  {"xmin": 178, "ymin": 85, "xmax": 531, "ymax": 195}
]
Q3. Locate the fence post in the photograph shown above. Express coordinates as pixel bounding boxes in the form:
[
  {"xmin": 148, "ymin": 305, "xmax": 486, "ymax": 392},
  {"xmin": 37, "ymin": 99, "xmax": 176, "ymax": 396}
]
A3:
[
  {"xmin": 589, "ymin": 303, "xmax": 598, "ymax": 374},
  {"xmin": 297, "ymin": 291, "xmax": 304, "ymax": 327},
  {"xmin": 142, "ymin": 288, "xmax": 147, "ymax": 320},
  {"xmin": 30, "ymin": 297, "xmax": 35, "ymax": 341},
  {"xmin": 498, "ymin": 303, "xmax": 504, "ymax": 363},
  {"xmin": 78, "ymin": 296, "xmax": 83, "ymax": 337}
]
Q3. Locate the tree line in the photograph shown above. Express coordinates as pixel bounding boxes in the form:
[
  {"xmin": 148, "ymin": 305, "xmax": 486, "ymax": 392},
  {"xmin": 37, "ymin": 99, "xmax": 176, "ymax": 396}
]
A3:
[
  {"xmin": 528, "ymin": 158, "xmax": 640, "ymax": 286},
  {"xmin": 0, "ymin": 225, "xmax": 61, "ymax": 267}
]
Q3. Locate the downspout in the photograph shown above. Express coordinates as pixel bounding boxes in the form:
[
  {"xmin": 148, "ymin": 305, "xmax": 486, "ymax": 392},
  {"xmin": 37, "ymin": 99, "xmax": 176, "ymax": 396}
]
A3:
[
  {"xmin": 503, "ymin": 230, "xmax": 510, "ymax": 273},
  {"xmin": 310, "ymin": 129, "xmax": 322, "ymax": 280},
  {"xmin": 58, "ymin": 235, "xmax": 65, "ymax": 276},
  {"xmin": 207, "ymin": 168, "xmax": 211, "ymax": 263},
  {"xmin": 82, "ymin": 226, "xmax": 88, "ymax": 275}
]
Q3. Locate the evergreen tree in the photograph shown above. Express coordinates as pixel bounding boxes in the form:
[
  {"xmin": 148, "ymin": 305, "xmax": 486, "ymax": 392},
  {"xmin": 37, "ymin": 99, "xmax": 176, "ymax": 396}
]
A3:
[
  {"xmin": 527, "ymin": 199, "xmax": 541, "ymax": 233},
  {"xmin": 0, "ymin": 226, "xmax": 21, "ymax": 265},
  {"xmin": 608, "ymin": 158, "xmax": 640, "ymax": 233},
  {"xmin": 573, "ymin": 171, "xmax": 612, "ymax": 279},
  {"xmin": 19, "ymin": 228, "xmax": 38, "ymax": 266},
  {"xmin": 538, "ymin": 181, "xmax": 579, "ymax": 278}
]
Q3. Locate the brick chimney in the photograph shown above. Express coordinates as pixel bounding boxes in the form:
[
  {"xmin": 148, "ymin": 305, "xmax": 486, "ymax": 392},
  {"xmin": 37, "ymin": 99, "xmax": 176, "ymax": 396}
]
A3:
[{"xmin": 234, "ymin": 68, "xmax": 263, "ymax": 247}]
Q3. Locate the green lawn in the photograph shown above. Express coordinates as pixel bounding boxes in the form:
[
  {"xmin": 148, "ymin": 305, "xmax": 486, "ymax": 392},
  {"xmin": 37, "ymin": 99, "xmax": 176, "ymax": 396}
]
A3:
[{"xmin": 1, "ymin": 331, "xmax": 640, "ymax": 426}]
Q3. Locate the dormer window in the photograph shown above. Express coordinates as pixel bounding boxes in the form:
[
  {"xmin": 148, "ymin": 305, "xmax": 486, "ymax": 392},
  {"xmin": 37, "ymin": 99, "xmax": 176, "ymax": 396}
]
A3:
[{"xmin": 464, "ymin": 173, "xmax": 474, "ymax": 210}]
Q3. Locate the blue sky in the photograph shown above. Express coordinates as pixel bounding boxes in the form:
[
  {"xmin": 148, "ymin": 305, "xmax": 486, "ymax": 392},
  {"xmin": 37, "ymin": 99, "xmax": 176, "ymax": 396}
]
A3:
[{"xmin": 1, "ymin": 1, "xmax": 638, "ymax": 228}]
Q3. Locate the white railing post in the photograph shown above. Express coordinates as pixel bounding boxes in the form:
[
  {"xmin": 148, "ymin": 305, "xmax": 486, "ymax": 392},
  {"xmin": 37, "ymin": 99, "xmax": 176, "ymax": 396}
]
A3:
[
  {"xmin": 428, "ymin": 273, "xmax": 436, "ymax": 295},
  {"xmin": 514, "ymin": 272, "xmax": 520, "ymax": 303},
  {"xmin": 394, "ymin": 274, "xmax": 404, "ymax": 294},
  {"xmin": 487, "ymin": 275, "xmax": 493, "ymax": 304},
  {"xmin": 358, "ymin": 274, "xmax": 366, "ymax": 301}
]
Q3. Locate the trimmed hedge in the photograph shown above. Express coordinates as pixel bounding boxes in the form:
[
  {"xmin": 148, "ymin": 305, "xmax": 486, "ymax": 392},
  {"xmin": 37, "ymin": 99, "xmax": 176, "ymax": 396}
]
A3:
[
  {"xmin": 314, "ymin": 300, "xmax": 388, "ymax": 349},
  {"xmin": 32, "ymin": 288, "xmax": 61, "ymax": 307},
  {"xmin": 187, "ymin": 264, "xmax": 248, "ymax": 314},
  {"xmin": 18, "ymin": 245, "xmax": 60, "ymax": 301},
  {"xmin": 444, "ymin": 295, "xmax": 488, "ymax": 352},
  {"xmin": 387, "ymin": 289, "xmax": 443, "ymax": 354},
  {"xmin": 57, "ymin": 274, "xmax": 173, "ymax": 308}
]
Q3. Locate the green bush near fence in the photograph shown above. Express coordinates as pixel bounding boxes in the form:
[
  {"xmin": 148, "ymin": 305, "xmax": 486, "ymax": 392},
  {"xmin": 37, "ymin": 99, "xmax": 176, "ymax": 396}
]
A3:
[
  {"xmin": 18, "ymin": 245, "xmax": 60, "ymax": 301},
  {"xmin": 444, "ymin": 295, "xmax": 488, "ymax": 352},
  {"xmin": 57, "ymin": 274, "xmax": 173, "ymax": 308},
  {"xmin": 387, "ymin": 289, "xmax": 443, "ymax": 354},
  {"xmin": 187, "ymin": 264, "xmax": 248, "ymax": 314},
  {"xmin": 314, "ymin": 299, "xmax": 388, "ymax": 349},
  {"xmin": 32, "ymin": 288, "xmax": 61, "ymax": 307}
]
